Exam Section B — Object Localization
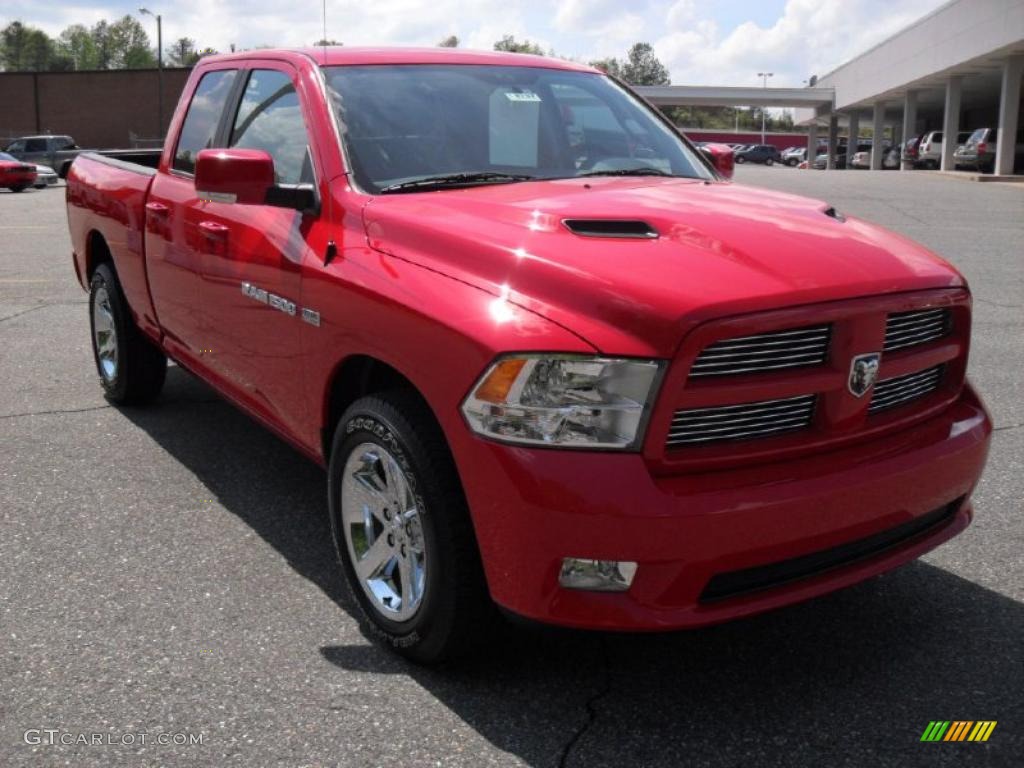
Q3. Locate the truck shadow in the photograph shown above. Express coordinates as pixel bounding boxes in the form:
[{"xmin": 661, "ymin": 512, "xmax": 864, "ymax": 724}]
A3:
[{"xmin": 122, "ymin": 367, "xmax": 1023, "ymax": 768}]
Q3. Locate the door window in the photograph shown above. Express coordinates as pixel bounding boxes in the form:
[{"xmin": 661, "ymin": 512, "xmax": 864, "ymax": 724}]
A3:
[
  {"xmin": 173, "ymin": 69, "xmax": 238, "ymax": 174},
  {"xmin": 229, "ymin": 69, "xmax": 313, "ymax": 185},
  {"xmin": 25, "ymin": 138, "xmax": 47, "ymax": 152}
]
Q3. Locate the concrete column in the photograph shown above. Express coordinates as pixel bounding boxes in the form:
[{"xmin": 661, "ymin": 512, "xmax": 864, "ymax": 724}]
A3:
[
  {"xmin": 940, "ymin": 75, "xmax": 962, "ymax": 171},
  {"xmin": 826, "ymin": 114, "xmax": 838, "ymax": 170},
  {"xmin": 995, "ymin": 55, "xmax": 1024, "ymax": 176},
  {"xmin": 870, "ymin": 103, "xmax": 885, "ymax": 170},
  {"xmin": 806, "ymin": 123, "xmax": 819, "ymax": 167},
  {"xmin": 902, "ymin": 90, "xmax": 918, "ymax": 170},
  {"xmin": 846, "ymin": 112, "xmax": 860, "ymax": 169}
]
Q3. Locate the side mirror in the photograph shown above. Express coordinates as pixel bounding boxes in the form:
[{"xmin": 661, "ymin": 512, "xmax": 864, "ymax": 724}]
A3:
[
  {"xmin": 195, "ymin": 148, "xmax": 275, "ymax": 205},
  {"xmin": 699, "ymin": 143, "xmax": 734, "ymax": 180}
]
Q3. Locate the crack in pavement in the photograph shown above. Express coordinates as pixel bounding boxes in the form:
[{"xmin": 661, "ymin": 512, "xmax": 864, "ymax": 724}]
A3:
[
  {"xmin": 559, "ymin": 638, "xmax": 612, "ymax": 768},
  {"xmin": 993, "ymin": 423, "xmax": 1023, "ymax": 433},
  {"xmin": 0, "ymin": 300, "xmax": 88, "ymax": 324},
  {"xmin": 0, "ymin": 398, "xmax": 223, "ymax": 421}
]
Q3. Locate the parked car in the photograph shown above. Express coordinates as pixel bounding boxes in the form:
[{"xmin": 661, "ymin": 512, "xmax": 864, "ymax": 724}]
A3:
[
  {"xmin": 904, "ymin": 134, "xmax": 922, "ymax": 165},
  {"xmin": 915, "ymin": 130, "xmax": 971, "ymax": 169},
  {"xmin": 734, "ymin": 144, "xmax": 782, "ymax": 165},
  {"xmin": 954, "ymin": 127, "xmax": 1024, "ymax": 173},
  {"xmin": 4, "ymin": 135, "xmax": 85, "ymax": 173},
  {"xmin": 812, "ymin": 142, "xmax": 871, "ymax": 170},
  {"xmin": 883, "ymin": 145, "xmax": 901, "ymax": 169},
  {"xmin": 850, "ymin": 145, "xmax": 900, "ymax": 170},
  {"xmin": 782, "ymin": 147, "xmax": 806, "ymax": 166},
  {"xmin": 65, "ymin": 47, "xmax": 991, "ymax": 663},
  {"xmin": 32, "ymin": 164, "xmax": 59, "ymax": 187},
  {"xmin": 0, "ymin": 151, "xmax": 37, "ymax": 192}
]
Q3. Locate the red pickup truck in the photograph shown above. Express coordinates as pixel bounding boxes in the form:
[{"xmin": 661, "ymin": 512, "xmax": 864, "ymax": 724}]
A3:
[{"xmin": 66, "ymin": 48, "xmax": 991, "ymax": 662}]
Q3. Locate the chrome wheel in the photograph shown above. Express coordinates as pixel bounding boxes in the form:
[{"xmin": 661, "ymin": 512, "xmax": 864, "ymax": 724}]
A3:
[
  {"xmin": 341, "ymin": 442, "xmax": 427, "ymax": 622},
  {"xmin": 92, "ymin": 285, "xmax": 118, "ymax": 382}
]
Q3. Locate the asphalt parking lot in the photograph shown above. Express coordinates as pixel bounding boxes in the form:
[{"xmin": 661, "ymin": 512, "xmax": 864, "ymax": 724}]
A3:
[{"xmin": 1, "ymin": 171, "xmax": 1022, "ymax": 767}]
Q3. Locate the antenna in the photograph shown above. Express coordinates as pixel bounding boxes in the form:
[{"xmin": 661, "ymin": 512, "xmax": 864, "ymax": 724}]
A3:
[{"xmin": 321, "ymin": 0, "xmax": 338, "ymax": 266}]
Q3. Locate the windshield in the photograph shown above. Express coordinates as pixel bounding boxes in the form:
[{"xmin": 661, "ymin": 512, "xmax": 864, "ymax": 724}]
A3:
[
  {"xmin": 0, "ymin": 152, "xmax": 16, "ymax": 162},
  {"xmin": 323, "ymin": 65, "xmax": 712, "ymax": 193}
]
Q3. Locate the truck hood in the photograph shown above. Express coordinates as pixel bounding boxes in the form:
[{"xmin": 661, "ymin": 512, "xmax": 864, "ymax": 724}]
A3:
[{"xmin": 361, "ymin": 177, "xmax": 964, "ymax": 356}]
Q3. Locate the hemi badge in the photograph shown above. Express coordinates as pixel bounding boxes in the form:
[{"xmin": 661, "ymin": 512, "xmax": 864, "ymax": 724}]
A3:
[{"xmin": 302, "ymin": 308, "xmax": 321, "ymax": 327}]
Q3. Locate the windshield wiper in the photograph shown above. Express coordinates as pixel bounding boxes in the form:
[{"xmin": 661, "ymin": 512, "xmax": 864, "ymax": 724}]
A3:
[
  {"xmin": 379, "ymin": 172, "xmax": 535, "ymax": 193},
  {"xmin": 575, "ymin": 167, "xmax": 677, "ymax": 178}
]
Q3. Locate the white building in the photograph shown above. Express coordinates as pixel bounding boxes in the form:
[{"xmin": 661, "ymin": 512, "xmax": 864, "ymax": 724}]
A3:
[{"xmin": 794, "ymin": 0, "xmax": 1024, "ymax": 174}]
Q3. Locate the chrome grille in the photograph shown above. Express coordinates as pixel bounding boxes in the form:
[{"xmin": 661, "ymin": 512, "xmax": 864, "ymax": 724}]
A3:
[
  {"xmin": 884, "ymin": 308, "xmax": 950, "ymax": 352},
  {"xmin": 689, "ymin": 325, "xmax": 831, "ymax": 378},
  {"xmin": 667, "ymin": 394, "xmax": 816, "ymax": 447},
  {"xmin": 868, "ymin": 366, "xmax": 943, "ymax": 414}
]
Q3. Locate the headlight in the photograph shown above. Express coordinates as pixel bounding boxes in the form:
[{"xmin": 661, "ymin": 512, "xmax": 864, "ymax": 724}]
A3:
[{"xmin": 460, "ymin": 355, "xmax": 664, "ymax": 450}]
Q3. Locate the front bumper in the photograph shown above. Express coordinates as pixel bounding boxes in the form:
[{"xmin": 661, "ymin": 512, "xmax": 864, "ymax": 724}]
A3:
[{"xmin": 450, "ymin": 383, "xmax": 991, "ymax": 630}]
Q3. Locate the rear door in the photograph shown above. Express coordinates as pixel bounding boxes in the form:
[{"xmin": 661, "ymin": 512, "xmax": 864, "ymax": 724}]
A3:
[
  {"xmin": 197, "ymin": 63, "xmax": 323, "ymax": 437},
  {"xmin": 145, "ymin": 66, "xmax": 240, "ymax": 364}
]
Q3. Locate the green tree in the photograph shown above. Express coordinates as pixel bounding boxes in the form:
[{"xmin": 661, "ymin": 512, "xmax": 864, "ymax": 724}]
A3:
[
  {"xmin": 619, "ymin": 42, "xmax": 669, "ymax": 86},
  {"xmin": 1, "ymin": 21, "xmax": 56, "ymax": 71},
  {"xmin": 493, "ymin": 35, "xmax": 543, "ymax": 55},
  {"xmin": 313, "ymin": 39, "xmax": 342, "ymax": 46},
  {"xmin": 108, "ymin": 15, "xmax": 155, "ymax": 68},
  {"xmin": 438, "ymin": 35, "xmax": 459, "ymax": 48},
  {"xmin": 167, "ymin": 37, "xmax": 200, "ymax": 67},
  {"xmin": 589, "ymin": 56, "xmax": 622, "ymax": 78},
  {"xmin": 90, "ymin": 21, "xmax": 114, "ymax": 69},
  {"xmin": 57, "ymin": 24, "xmax": 99, "ymax": 70}
]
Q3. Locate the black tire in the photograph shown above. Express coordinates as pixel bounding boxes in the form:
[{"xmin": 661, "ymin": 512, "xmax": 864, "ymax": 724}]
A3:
[
  {"xmin": 10, "ymin": 185, "xmax": 27, "ymax": 193},
  {"xmin": 327, "ymin": 391, "xmax": 493, "ymax": 663},
  {"xmin": 89, "ymin": 263, "xmax": 167, "ymax": 404},
  {"xmin": 735, "ymin": 155, "xmax": 745, "ymax": 164},
  {"xmin": 765, "ymin": 157, "xmax": 774, "ymax": 166}
]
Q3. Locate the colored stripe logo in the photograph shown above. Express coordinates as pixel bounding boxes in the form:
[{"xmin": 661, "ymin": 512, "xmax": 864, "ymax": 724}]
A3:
[{"xmin": 921, "ymin": 721, "xmax": 997, "ymax": 742}]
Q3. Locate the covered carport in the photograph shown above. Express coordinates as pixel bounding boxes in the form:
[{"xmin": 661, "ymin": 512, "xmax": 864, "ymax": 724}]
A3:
[
  {"xmin": 794, "ymin": 0, "xmax": 1024, "ymax": 176},
  {"xmin": 635, "ymin": 84, "xmax": 836, "ymax": 167}
]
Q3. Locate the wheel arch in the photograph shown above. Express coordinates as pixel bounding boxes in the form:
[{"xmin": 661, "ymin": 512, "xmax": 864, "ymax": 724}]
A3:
[
  {"xmin": 320, "ymin": 354, "xmax": 441, "ymax": 463},
  {"xmin": 85, "ymin": 229, "xmax": 114, "ymax": 283}
]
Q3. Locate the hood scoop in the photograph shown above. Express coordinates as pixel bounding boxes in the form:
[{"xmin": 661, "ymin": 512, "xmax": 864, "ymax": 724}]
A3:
[{"xmin": 562, "ymin": 219, "xmax": 659, "ymax": 239}]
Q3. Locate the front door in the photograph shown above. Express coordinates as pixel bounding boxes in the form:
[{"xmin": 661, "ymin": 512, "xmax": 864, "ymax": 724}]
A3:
[{"xmin": 196, "ymin": 64, "xmax": 323, "ymax": 439}]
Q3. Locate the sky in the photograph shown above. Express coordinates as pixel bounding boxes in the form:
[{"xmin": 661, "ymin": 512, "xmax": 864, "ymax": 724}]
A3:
[{"xmin": 2, "ymin": 0, "xmax": 949, "ymax": 87}]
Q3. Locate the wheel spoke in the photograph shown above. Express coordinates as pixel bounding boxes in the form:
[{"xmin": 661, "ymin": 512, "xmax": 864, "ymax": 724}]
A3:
[
  {"xmin": 398, "ymin": 554, "xmax": 413, "ymax": 610},
  {"xmin": 344, "ymin": 477, "xmax": 387, "ymax": 525},
  {"xmin": 355, "ymin": 533, "xmax": 393, "ymax": 581}
]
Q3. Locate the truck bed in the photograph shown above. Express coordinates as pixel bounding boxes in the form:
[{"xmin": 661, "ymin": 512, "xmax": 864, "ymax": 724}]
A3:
[{"xmin": 66, "ymin": 152, "xmax": 161, "ymax": 341}]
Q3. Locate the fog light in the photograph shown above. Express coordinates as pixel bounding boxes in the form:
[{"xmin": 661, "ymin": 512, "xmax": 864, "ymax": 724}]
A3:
[{"xmin": 559, "ymin": 558, "xmax": 637, "ymax": 592}]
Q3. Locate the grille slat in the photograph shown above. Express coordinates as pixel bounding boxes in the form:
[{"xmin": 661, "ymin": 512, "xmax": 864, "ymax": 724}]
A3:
[
  {"xmin": 690, "ymin": 324, "xmax": 830, "ymax": 378},
  {"xmin": 884, "ymin": 309, "xmax": 950, "ymax": 352},
  {"xmin": 668, "ymin": 394, "xmax": 816, "ymax": 447},
  {"xmin": 868, "ymin": 366, "xmax": 943, "ymax": 414}
]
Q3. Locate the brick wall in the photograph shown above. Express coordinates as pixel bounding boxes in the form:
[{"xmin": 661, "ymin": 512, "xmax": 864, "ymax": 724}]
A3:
[{"xmin": 0, "ymin": 68, "xmax": 191, "ymax": 149}]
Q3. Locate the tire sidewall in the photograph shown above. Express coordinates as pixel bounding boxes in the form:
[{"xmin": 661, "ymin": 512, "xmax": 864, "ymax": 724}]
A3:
[{"xmin": 327, "ymin": 404, "xmax": 450, "ymax": 655}]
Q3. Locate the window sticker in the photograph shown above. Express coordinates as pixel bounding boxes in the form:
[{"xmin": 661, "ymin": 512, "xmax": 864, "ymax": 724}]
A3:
[{"xmin": 506, "ymin": 91, "xmax": 542, "ymax": 103}]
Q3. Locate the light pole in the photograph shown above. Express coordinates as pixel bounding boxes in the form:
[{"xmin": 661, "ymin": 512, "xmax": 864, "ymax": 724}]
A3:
[
  {"xmin": 757, "ymin": 71, "xmax": 773, "ymax": 143},
  {"xmin": 139, "ymin": 8, "xmax": 163, "ymax": 139}
]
